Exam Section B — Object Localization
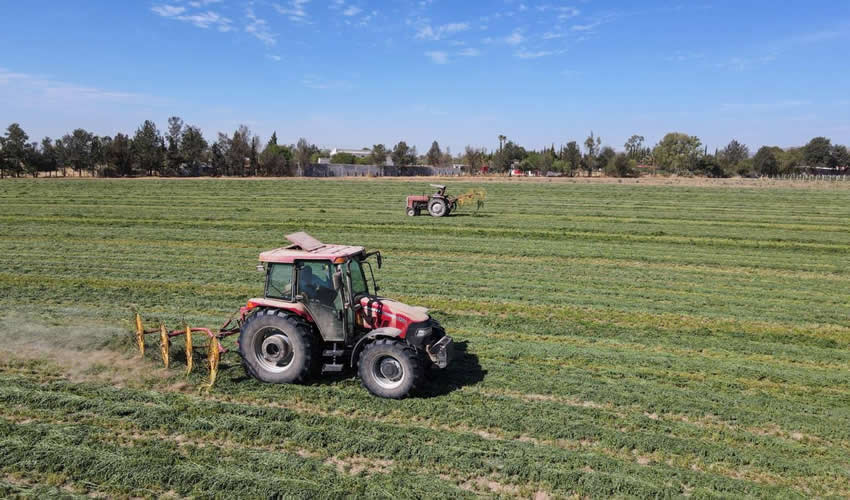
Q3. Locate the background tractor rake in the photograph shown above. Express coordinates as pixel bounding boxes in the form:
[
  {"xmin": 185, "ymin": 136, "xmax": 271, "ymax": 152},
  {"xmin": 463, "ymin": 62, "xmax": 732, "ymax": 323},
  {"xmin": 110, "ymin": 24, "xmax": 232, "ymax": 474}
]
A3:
[{"xmin": 132, "ymin": 311, "xmax": 241, "ymax": 389}]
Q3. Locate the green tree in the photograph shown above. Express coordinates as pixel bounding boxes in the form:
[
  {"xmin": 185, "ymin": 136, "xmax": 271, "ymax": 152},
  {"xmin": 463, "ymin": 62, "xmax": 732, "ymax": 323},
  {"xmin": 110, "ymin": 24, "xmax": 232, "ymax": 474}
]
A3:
[
  {"xmin": 369, "ymin": 144, "xmax": 388, "ymax": 166},
  {"xmin": 181, "ymin": 126, "xmax": 208, "ymax": 171},
  {"xmin": 227, "ymin": 125, "xmax": 253, "ymax": 176},
  {"xmin": 624, "ymin": 135, "xmax": 645, "ymax": 159},
  {"xmin": 541, "ymin": 147, "xmax": 555, "ymax": 172},
  {"xmin": 464, "ymin": 145, "xmax": 485, "ymax": 172},
  {"xmin": 583, "ymin": 132, "xmax": 601, "ymax": 176},
  {"xmin": 498, "ymin": 134, "xmax": 506, "ymax": 153},
  {"xmin": 599, "ymin": 146, "xmax": 616, "ymax": 170},
  {"xmin": 166, "ymin": 116, "xmax": 184, "ymax": 171},
  {"xmin": 563, "ymin": 141, "xmax": 581, "ymax": 177},
  {"xmin": 1, "ymin": 123, "xmax": 29, "ymax": 178},
  {"xmin": 753, "ymin": 146, "xmax": 780, "ymax": 176},
  {"xmin": 295, "ymin": 138, "xmax": 314, "ymax": 171},
  {"xmin": 210, "ymin": 141, "xmax": 226, "ymax": 176},
  {"xmin": 260, "ymin": 134, "xmax": 292, "ymax": 176},
  {"xmin": 719, "ymin": 139, "xmax": 749, "ymax": 174},
  {"xmin": 651, "ymin": 132, "xmax": 703, "ymax": 175},
  {"xmin": 392, "ymin": 141, "xmax": 416, "ymax": 167},
  {"xmin": 38, "ymin": 137, "xmax": 59, "ymax": 177},
  {"xmin": 804, "ymin": 137, "xmax": 834, "ymax": 168},
  {"xmin": 426, "ymin": 141, "xmax": 443, "ymax": 166},
  {"xmin": 831, "ymin": 145, "xmax": 849, "ymax": 171},
  {"xmin": 133, "ymin": 120, "xmax": 163, "ymax": 176},
  {"xmin": 107, "ymin": 133, "xmax": 134, "ymax": 176},
  {"xmin": 63, "ymin": 129, "xmax": 95, "ymax": 176},
  {"xmin": 605, "ymin": 152, "xmax": 638, "ymax": 177},
  {"xmin": 331, "ymin": 152, "xmax": 358, "ymax": 164}
]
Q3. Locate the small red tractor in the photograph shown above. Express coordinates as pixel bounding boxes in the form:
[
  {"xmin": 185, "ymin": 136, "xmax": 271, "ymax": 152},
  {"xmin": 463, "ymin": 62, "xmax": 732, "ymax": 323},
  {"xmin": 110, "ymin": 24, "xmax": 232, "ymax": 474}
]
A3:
[
  {"xmin": 133, "ymin": 232, "xmax": 454, "ymax": 399},
  {"xmin": 405, "ymin": 184, "xmax": 485, "ymax": 217}
]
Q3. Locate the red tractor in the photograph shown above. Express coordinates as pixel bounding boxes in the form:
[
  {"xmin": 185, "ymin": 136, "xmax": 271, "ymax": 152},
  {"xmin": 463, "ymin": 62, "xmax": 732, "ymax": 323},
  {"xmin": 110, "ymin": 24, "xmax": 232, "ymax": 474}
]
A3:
[
  {"xmin": 406, "ymin": 184, "xmax": 457, "ymax": 217},
  {"xmin": 238, "ymin": 232, "xmax": 454, "ymax": 398}
]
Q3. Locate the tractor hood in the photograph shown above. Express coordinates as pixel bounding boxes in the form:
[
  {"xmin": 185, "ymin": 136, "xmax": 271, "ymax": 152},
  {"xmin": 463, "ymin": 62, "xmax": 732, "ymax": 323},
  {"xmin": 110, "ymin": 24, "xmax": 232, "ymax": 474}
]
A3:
[{"xmin": 358, "ymin": 296, "xmax": 430, "ymax": 337}]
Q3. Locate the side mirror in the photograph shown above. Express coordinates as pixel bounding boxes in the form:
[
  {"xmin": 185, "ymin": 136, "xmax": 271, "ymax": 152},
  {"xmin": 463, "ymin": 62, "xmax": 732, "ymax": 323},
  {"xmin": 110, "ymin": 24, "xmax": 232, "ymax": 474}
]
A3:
[
  {"xmin": 332, "ymin": 271, "xmax": 342, "ymax": 290},
  {"xmin": 376, "ymin": 252, "xmax": 383, "ymax": 269},
  {"xmin": 256, "ymin": 263, "xmax": 265, "ymax": 273}
]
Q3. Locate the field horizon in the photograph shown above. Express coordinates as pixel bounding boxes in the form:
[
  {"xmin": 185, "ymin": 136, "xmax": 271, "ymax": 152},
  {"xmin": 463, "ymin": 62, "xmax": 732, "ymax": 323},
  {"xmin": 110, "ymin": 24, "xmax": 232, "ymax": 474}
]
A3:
[{"xmin": 1, "ymin": 177, "xmax": 849, "ymax": 498}]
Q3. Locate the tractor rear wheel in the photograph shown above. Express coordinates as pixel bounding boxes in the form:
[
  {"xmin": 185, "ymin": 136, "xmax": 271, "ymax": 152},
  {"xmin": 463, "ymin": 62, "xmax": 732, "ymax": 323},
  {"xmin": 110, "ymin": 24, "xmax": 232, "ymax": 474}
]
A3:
[
  {"xmin": 428, "ymin": 198, "xmax": 448, "ymax": 217},
  {"xmin": 358, "ymin": 339, "xmax": 422, "ymax": 399},
  {"xmin": 239, "ymin": 309, "xmax": 316, "ymax": 384}
]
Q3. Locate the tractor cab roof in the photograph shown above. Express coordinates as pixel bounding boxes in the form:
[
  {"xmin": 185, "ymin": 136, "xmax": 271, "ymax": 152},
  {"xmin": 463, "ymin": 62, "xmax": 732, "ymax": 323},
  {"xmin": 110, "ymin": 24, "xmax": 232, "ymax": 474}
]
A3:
[
  {"xmin": 430, "ymin": 184, "xmax": 446, "ymax": 190},
  {"xmin": 259, "ymin": 232, "xmax": 364, "ymax": 264}
]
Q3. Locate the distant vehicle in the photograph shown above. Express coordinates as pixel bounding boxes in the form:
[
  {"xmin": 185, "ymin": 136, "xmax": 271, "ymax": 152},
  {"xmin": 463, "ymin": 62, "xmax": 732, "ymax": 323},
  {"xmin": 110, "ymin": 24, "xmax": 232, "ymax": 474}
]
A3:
[{"xmin": 510, "ymin": 169, "xmax": 524, "ymax": 177}]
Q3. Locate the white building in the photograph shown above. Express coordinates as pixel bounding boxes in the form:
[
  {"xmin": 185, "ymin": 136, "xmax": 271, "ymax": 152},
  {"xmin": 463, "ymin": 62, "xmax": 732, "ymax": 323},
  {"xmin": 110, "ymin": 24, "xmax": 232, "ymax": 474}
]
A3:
[
  {"xmin": 329, "ymin": 147, "xmax": 393, "ymax": 166},
  {"xmin": 330, "ymin": 148, "xmax": 372, "ymax": 158}
]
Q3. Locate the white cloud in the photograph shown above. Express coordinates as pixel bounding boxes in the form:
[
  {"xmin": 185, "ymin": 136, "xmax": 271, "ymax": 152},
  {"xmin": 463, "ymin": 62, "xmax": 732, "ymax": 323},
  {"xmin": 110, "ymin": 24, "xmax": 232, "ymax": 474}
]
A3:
[
  {"xmin": 245, "ymin": 9, "xmax": 277, "ymax": 45},
  {"xmin": 188, "ymin": 0, "xmax": 222, "ymax": 7},
  {"xmin": 343, "ymin": 6, "xmax": 361, "ymax": 16},
  {"xmin": 458, "ymin": 47, "xmax": 480, "ymax": 57},
  {"xmin": 151, "ymin": 5, "xmax": 233, "ymax": 31},
  {"xmin": 425, "ymin": 51, "xmax": 449, "ymax": 64},
  {"xmin": 515, "ymin": 50, "xmax": 555, "ymax": 59},
  {"xmin": 536, "ymin": 5, "xmax": 580, "ymax": 19},
  {"xmin": 716, "ymin": 54, "xmax": 776, "ymax": 71},
  {"xmin": 266, "ymin": 54, "xmax": 282, "ymax": 61},
  {"xmin": 542, "ymin": 31, "xmax": 564, "ymax": 39},
  {"xmin": 0, "ymin": 67, "xmax": 158, "ymax": 106},
  {"xmin": 152, "ymin": 5, "xmax": 186, "ymax": 17},
  {"xmin": 416, "ymin": 22, "xmax": 470, "ymax": 40},
  {"xmin": 274, "ymin": 0, "xmax": 311, "ymax": 23},
  {"xmin": 504, "ymin": 31, "xmax": 524, "ymax": 45},
  {"xmin": 571, "ymin": 22, "xmax": 600, "ymax": 32},
  {"xmin": 556, "ymin": 7, "xmax": 580, "ymax": 20}
]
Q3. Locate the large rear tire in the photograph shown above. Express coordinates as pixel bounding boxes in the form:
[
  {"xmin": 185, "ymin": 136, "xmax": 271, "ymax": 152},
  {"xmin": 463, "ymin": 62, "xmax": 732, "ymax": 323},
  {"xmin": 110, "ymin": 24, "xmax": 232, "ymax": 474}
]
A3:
[
  {"xmin": 239, "ymin": 309, "xmax": 316, "ymax": 384},
  {"xmin": 428, "ymin": 198, "xmax": 447, "ymax": 217},
  {"xmin": 358, "ymin": 339, "xmax": 422, "ymax": 399}
]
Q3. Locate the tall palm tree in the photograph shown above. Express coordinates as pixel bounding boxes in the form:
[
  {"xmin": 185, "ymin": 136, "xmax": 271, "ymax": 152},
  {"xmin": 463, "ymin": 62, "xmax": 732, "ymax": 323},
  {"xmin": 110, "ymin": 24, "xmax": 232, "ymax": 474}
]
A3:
[{"xmin": 498, "ymin": 134, "xmax": 506, "ymax": 153}]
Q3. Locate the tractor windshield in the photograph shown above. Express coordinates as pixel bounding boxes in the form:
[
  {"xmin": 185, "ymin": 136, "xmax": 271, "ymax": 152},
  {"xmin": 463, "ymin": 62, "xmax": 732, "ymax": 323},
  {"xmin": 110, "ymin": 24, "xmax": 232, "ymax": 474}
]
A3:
[{"xmin": 349, "ymin": 259, "xmax": 370, "ymax": 297}]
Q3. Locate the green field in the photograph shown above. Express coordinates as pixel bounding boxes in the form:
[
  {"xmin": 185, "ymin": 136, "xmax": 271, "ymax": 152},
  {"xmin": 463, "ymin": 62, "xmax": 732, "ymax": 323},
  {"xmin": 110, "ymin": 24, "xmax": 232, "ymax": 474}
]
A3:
[{"xmin": 1, "ymin": 178, "xmax": 849, "ymax": 498}]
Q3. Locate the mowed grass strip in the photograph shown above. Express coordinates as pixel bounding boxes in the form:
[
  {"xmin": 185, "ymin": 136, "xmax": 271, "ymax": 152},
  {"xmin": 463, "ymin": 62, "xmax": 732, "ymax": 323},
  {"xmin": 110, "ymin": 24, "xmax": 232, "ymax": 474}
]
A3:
[{"xmin": 1, "ymin": 178, "xmax": 849, "ymax": 497}]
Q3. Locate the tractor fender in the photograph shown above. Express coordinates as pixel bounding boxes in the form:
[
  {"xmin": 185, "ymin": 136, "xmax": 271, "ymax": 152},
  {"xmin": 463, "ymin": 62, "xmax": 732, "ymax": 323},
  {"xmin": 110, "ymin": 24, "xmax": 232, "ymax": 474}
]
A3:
[{"xmin": 350, "ymin": 327, "xmax": 403, "ymax": 367}]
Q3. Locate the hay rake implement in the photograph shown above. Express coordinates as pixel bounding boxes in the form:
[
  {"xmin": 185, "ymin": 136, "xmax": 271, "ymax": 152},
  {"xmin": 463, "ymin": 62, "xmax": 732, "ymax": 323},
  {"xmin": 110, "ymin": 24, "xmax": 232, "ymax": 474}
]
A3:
[{"xmin": 133, "ymin": 311, "xmax": 241, "ymax": 389}]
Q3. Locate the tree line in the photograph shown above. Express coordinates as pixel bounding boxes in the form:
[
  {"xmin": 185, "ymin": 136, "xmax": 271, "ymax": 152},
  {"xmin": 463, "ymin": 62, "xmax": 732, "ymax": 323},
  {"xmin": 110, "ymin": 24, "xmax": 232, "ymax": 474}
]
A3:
[{"xmin": 1, "ymin": 119, "xmax": 847, "ymax": 178}]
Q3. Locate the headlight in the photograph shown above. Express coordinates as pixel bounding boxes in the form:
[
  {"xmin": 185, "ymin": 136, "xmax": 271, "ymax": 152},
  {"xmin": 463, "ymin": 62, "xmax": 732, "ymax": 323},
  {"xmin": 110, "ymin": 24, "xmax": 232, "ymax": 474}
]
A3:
[{"xmin": 415, "ymin": 326, "xmax": 432, "ymax": 338}]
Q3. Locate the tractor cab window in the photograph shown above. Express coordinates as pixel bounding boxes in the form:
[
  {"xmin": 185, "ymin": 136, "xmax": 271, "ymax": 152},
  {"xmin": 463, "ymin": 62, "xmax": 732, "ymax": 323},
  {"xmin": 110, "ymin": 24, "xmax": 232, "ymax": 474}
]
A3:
[
  {"xmin": 297, "ymin": 261, "xmax": 338, "ymax": 306},
  {"xmin": 349, "ymin": 259, "xmax": 370, "ymax": 297},
  {"xmin": 266, "ymin": 263, "xmax": 293, "ymax": 300}
]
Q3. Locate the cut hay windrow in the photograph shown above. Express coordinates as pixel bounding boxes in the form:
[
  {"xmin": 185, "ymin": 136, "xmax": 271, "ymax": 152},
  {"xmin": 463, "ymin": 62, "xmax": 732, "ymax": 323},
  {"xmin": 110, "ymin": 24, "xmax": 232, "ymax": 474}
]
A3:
[{"xmin": 1, "ymin": 178, "xmax": 850, "ymax": 497}]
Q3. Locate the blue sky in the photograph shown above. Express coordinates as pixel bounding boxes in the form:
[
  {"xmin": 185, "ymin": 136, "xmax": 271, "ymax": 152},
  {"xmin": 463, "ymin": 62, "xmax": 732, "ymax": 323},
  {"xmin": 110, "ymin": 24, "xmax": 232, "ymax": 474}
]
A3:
[{"xmin": 1, "ymin": 1, "xmax": 848, "ymax": 153}]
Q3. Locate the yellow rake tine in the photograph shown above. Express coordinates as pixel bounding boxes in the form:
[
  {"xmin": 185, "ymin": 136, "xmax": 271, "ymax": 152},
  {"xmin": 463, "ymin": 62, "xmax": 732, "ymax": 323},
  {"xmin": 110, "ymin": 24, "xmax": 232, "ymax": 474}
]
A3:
[
  {"xmin": 185, "ymin": 326, "xmax": 193, "ymax": 375},
  {"xmin": 134, "ymin": 313, "xmax": 145, "ymax": 357},
  {"xmin": 160, "ymin": 323, "xmax": 170, "ymax": 369},
  {"xmin": 207, "ymin": 336, "xmax": 220, "ymax": 391}
]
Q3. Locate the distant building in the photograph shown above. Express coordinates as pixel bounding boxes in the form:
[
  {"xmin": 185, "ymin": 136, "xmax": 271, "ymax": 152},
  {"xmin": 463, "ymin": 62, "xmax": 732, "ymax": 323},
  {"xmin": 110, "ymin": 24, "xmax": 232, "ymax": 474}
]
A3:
[
  {"xmin": 330, "ymin": 148, "xmax": 372, "ymax": 158},
  {"xmin": 328, "ymin": 148, "xmax": 395, "ymax": 166}
]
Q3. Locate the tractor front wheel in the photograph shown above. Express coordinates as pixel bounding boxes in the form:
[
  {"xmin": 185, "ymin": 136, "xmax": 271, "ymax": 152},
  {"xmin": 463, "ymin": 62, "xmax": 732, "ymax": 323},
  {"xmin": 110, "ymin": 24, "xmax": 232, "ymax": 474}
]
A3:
[
  {"xmin": 358, "ymin": 339, "xmax": 422, "ymax": 399},
  {"xmin": 239, "ymin": 309, "xmax": 316, "ymax": 384},
  {"xmin": 428, "ymin": 199, "xmax": 447, "ymax": 217},
  {"xmin": 406, "ymin": 207, "xmax": 416, "ymax": 216}
]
